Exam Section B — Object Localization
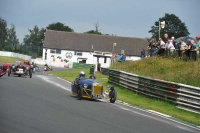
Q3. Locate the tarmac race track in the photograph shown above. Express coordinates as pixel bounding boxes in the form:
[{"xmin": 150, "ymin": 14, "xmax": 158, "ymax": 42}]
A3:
[{"xmin": 0, "ymin": 68, "xmax": 199, "ymax": 133}]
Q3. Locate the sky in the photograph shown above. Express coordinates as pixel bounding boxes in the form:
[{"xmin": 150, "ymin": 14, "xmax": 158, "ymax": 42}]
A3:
[{"xmin": 0, "ymin": 0, "xmax": 199, "ymax": 43}]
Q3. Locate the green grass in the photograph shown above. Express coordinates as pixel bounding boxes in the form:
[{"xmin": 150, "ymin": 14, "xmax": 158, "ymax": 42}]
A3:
[
  {"xmin": 48, "ymin": 68, "xmax": 200, "ymax": 126},
  {"xmin": 0, "ymin": 56, "xmax": 25, "ymax": 64},
  {"xmin": 111, "ymin": 56, "xmax": 200, "ymax": 87}
]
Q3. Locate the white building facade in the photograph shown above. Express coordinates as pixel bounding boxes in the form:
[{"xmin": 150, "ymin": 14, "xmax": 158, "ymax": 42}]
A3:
[{"xmin": 41, "ymin": 30, "xmax": 148, "ymax": 69}]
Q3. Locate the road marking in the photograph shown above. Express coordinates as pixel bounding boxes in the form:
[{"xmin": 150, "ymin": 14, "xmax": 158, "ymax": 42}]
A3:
[
  {"xmin": 119, "ymin": 107, "xmax": 131, "ymax": 111},
  {"xmin": 57, "ymin": 77, "xmax": 71, "ymax": 83},
  {"xmin": 36, "ymin": 75, "xmax": 70, "ymax": 91},
  {"xmin": 115, "ymin": 101, "xmax": 200, "ymax": 131},
  {"xmin": 148, "ymin": 110, "xmax": 171, "ymax": 118}
]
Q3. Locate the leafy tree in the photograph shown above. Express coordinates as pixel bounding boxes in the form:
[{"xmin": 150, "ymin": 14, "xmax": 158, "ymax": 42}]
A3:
[
  {"xmin": 84, "ymin": 30, "xmax": 102, "ymax": 35},
  {"xmin": 148, "ymin": 13, "xmax": 190, "ymax": 40},
  {"xmin": 0, "ymin": 17, "xmax": 7, "ymax": 50},
  {"xmin": 46, "ymin": 22, "xmax": 74, "ymax": 32},
  {"xmin": 23, "ymin": 25, "xmax": 45, "ymax": 56},
  {"xmin": 6, "ymin": 24, "xmax": 20, "ymax": 52}
]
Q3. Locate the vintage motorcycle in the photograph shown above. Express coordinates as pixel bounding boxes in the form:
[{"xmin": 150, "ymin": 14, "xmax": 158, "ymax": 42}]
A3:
[
  {"xmin": 0, "ymin": 63, "xmax": 9, "ymax": 77},
  {"xmin": 43, "ymin": 64, "xmax": 53, "ymax": 71}
]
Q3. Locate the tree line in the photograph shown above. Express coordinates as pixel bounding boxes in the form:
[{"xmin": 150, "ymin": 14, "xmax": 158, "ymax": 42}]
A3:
[{"xmin": 0, "ymin": 13, "xmax": 190, "ymax": 58}]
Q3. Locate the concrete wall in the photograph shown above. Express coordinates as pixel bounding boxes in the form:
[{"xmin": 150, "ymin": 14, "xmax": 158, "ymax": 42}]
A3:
[
  {"xmin": 42, "ymin": 48, "xmax": 141, "ymax": 69},
  {"xmin": 42, "ymin": 49, "xmax": 113, "ymax": 69},
  {"xmin": 0, "ymin": 51, "xmax": 32, "ymax": 60},
  {"xmin": 0, "ymin": 50, "xmax": 142, "ymax": 69}
]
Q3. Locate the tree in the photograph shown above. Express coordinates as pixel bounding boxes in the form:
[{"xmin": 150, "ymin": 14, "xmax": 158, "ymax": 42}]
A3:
[
  {"xmin": 0, "ymin": 17, "xmax": 7, "ymax": 50},
  {"xmin": 148, "ymin": 13, "xmax": 190, "ymax": 40},
  {"xmin": 84, "ymin": 22, "xmax": 102, "ymax": 35},
  {"xmin": 6, "ymin": 24, "xmax": 20, "ymax": 52},
  {"xmin": 46, "ymin": 22, "xmax": 74, "ymax": 32},
  {"xmin": 23, "ymin": 25, "xmax": 45, "ymax": 56},
  {"xmin": 84, "ymin": 30, "xmax": 102, "ymax": 35}
]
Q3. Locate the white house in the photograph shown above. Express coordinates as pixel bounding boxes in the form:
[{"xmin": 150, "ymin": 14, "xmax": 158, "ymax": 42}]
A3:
[{"xmin": 42, "ymin": 30, "xmax": 148, "ymax": 70}]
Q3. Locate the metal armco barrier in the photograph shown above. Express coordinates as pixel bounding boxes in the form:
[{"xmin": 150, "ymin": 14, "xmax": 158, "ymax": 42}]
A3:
[
  {"xmin": 100, "ymin": 67, "xmax": 110, "ymax": 75},
  {"xmin": 108, "ymin": 69, "xmax": 139, "ymax": 93},
  {"xmin": 106, "ymin": 69, "xmax": 200, "ymax": 114},
  {"xmin": 138, "ymin": 77, "xmax": 179, "ymax": 104},
  {"xmin": 176, "ymin": 84, "xmax": 200, "ymax": 114}
]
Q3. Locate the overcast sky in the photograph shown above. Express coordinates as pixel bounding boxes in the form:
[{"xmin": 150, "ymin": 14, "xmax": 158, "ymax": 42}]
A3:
[{"xmin": 0, "ymin": 0, "xmax": 199, "ymax": 43}]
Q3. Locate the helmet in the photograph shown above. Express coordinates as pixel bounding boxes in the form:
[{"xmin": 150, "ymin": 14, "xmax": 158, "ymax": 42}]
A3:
[
  {"xmin": 79, "ymin": 71, "xmax": 85, "ymax": 77},
  {"xmin": 24, "ymin": 60, "xmax": 28, "ymax": 64}
]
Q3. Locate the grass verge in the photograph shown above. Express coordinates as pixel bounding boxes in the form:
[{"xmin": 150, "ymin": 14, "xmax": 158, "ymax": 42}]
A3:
[
  {"xmin": 0, "ymin": 56, "xmax": 24, "ymax": 64},
  {"xmin": 48, "ymin": 68, "xmax": 200, "ymax": 126},
  {"xmin": 110, "ymin": 56, "xmax": 200, "ymax": 87}
]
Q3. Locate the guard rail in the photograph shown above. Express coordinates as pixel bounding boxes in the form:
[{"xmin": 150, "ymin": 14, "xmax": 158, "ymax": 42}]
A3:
[{"xmin": 105, "ymin": 68, "xmax": 200, "ymax": 114}]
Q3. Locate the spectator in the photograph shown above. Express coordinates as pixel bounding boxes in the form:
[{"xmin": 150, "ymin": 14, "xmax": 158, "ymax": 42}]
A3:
[
  {"xmin": 118, "ymin": 54, "xmax": 123, "ymax": 62},
  {"xmin": 157, "ymin": 38, "xmax": 165, "ymax": 56},
  {"xmin": 177, "ymin": 38, "xmax": 186, "ymax": 57},
  {"xmin": 196, "ymin": 36, "xmax": 200, "ymax": 55},
  {"xmin": 171, "ymin": 36, "xmax": 178, "ymax": 49},
  {"xmin": 166, "ymin": 39, "xmax": 175, "ymax": 50},
  {"xmin": 190, "ymin": 40, "xmax": 196, "ymax": 50},
  {"xmin": 189, "ymin": 40, "xmax": 197, "ymax": 60},
  {"xmin": 111, "ymin": 53, "xmax": 115, "ymax": 64},
  {"xmin": 163, "ymin": 33, "xmax": 169, "ymax": 43},
  {"xmin": 141, "ymin": 49, "xmax": 145, "ymax": 59},
  {"xmin": 186, "ymin": 39, "xmax": 191, "ymax": 47},
  {"xmin": 165, "ymin": 38, "xmax": 175, "ymax": 56},
  {"xmin": 184, "ymin": 39, "xmax": 191, "ymax": 56},
  {"xmin": 122, "ymin": 54, "xmax": 126, "ymax": 61},
  {"xmin": 147, "ymin": 37, "xmax": 157, "ymax": 56},
  {"xmin": 185, "ymin": 39, "xmax": 196, "ymax": 60}
]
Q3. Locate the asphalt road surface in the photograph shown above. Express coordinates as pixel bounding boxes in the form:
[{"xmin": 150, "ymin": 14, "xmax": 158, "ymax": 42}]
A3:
[{"xmin": 0, "ymin": 69, "xmax": 199, "ymax": 133}]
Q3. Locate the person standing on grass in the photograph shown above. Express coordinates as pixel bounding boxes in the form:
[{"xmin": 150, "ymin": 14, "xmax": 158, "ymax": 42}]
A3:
[
  {"xmin": 177, "ymin": 38, "xmax": 186, "ymax": 57},
  {"xmin": 141, "ymin": 49, "xmax": 145, "ymax": 59},
  {"xmin": 196, "ymin": 36, "xmax": 200, "ymax": 55},
  {"xmin": 122, "ymin": 54, "xmax": 126, "ymax": 61},
  {"xmin": 163, "ymin": 33, "xmax": 169, "ymax": 44},
  {"xmin": 147, "ymin": 37, "xmax": 157, "ymax": 56},
  {"xmin": 157, "ymin": 38, "xmax": 165, "ymax": 56}
]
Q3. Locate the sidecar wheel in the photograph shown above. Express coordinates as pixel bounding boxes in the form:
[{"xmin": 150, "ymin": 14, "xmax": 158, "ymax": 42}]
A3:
[
  {"xmin": 109, "ymin": 87, "xmax": 117, "ymax": 103},
  {"xmin": 29, "ymin": 69, "xmax": 32, "ymax": 78},
  {"xmin": 77, "ymin": 85, "xmax": 83, "ymax": 100},
  {"xmin": 8, "ymin": 68, "xmax": 11, "ymax": 76}
]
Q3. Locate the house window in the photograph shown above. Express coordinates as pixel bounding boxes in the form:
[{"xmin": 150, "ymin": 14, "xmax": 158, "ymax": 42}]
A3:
[
  {"xmin": 79, "ymin": 60, "xmax": 86, "ymax": 63},
  {"xmin": 74, "ymin": 51, "xmax": 82, "ymax": 56},
  {"xmin": 50, "ymin": 49, "xmax": 61, "ymax": 54},
  {"xmin": 76, "ymin": 52, "xmax": 82, "ymax": 56}
]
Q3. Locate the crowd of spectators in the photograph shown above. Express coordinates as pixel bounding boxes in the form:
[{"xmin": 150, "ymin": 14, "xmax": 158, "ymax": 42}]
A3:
[{"xmin": 143, "ymin": 33, "xmax": 200, "ymax": 60}]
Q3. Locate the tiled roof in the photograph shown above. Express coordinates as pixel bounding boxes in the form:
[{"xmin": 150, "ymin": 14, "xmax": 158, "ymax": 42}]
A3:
[{"xmin": 43, "ymin": 30, "xmax": 148, "ymax": 56}]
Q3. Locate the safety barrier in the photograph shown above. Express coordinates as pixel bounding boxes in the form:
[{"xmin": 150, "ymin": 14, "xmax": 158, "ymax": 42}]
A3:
[
  {"xmin": 106, "ymin": 69, "xmax": 200, "ymax": 114},
  {"xmin": 176, "ymin": 84, "xmax": 200, "ymax": 113},
  {"xmin": 73, "ymin": 62, "xmax": 93, "ymax": 68},
  {"xmin": 0, "ymin": 51, "xmax": 32, "ymax": 60},
  {"xmin": 100, "ymin": 67, "xmax": 110, "ymax": 75}
]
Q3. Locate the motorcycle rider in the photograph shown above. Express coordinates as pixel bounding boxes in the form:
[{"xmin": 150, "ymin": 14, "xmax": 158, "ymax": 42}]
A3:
[
  {"xmin": 44, "ymin": 64, "xmax": 51, "ymax": 70},
  {"xmin": 79, "ymin": 71, "xmax": 85, "ymax": 79}
]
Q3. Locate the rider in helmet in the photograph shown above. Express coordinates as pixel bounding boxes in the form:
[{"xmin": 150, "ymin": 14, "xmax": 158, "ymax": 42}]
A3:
[
  {"xmin": 79, "ymin": 71, "xmax": 85, "ymax": 79},
  {"xmin": 44, "ymin": 63, "xmax": 51, "ymax": 70},
  {"xmin": 24, "ymin": 60, "xmax": 30, "ymax": 65}
]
